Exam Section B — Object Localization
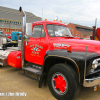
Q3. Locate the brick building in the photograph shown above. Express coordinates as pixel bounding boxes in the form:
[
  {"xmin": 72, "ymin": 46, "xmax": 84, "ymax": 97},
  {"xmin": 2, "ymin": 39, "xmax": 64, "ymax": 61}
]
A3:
[
  {"xmin": 0, "ymin": 6, "xmax": 42, "ymax": 34},
  {"xmin": 67, "ymin": 23, "xmax": 93, "ymax": 38}
]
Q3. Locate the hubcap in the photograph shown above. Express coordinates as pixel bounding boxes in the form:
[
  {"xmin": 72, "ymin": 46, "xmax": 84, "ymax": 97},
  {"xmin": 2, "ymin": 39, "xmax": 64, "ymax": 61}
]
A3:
[{"xmin": 52, "ymin": 73, "xmax": 68, "ymax": 95}]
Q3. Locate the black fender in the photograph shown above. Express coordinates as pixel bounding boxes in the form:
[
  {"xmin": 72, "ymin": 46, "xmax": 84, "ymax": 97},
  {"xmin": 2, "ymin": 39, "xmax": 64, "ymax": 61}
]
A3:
[{"xmin": 42, "ymin": 49, "xmax": 98, "ymax": 84}]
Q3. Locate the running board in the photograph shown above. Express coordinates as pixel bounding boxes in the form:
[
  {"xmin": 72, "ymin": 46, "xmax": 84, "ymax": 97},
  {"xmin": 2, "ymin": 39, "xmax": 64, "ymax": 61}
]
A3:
[
  {"xmin": 19, "ymin": 72, "xmax": 40, "ymax": 82},
  {"xmin": 22, "ymin": 66, "xmax": 42, "ymax": 75},
  {"xmin": 19, "ymin": 66, "xmax": 43, "ymax": 88}
]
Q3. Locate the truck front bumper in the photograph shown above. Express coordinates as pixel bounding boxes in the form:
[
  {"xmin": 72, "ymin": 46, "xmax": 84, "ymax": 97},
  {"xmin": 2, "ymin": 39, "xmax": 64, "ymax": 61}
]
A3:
[{"xmin": 83, "ymin": 70, "xmax": 100, "ymax": 87}]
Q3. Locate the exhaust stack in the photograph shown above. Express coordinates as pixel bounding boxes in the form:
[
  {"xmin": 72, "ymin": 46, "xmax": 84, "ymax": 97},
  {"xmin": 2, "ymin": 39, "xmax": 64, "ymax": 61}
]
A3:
[
  {"xmin": 19, "ymin": 7, "xmax": 26, "ymax": 35},
  {"xmin": 19, "ymin": 6, "xmax": 26, "ymax": 67}
]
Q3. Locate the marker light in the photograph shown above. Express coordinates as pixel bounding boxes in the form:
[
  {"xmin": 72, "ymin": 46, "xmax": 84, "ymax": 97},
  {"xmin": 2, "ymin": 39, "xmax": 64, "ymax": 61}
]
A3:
[
  {"xmin": 94, "ymin": 86, "xmax": 98, "ymax": 91},
  {"xmin": 59, "ymin": 20, "xmax": 62, "ymax": 23},
  {"xmin": 67, "ymin": 45, "xmax": 71, "ymax": 53},
  {"xmin": 45, "ymin": 19, "xmax": 47, "ymax": 21}
]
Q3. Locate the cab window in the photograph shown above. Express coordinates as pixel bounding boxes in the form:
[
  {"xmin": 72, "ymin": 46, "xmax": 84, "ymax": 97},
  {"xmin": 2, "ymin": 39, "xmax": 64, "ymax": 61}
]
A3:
[{"xmin": 32, "ymin": 25, "xmax": 45, "ymax": 37}]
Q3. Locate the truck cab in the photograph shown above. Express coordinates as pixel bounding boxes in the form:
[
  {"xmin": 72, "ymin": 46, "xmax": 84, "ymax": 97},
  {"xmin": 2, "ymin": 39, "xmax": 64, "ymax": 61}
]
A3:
[{"xmin": 25, "ymin": 21, "xmax": 73, "ymax": 65}]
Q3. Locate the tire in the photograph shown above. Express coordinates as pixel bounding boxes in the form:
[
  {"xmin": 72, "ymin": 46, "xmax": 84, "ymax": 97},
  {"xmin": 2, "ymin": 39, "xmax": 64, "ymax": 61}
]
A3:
[{"xmin": 48, "ymin": 63, "xmax": 78, "ymax": 100}]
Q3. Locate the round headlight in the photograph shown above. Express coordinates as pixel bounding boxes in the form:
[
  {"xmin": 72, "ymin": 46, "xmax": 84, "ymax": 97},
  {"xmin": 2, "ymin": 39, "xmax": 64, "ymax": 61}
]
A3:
[{"xmin": 92, "ymin": 60, "xmax": 98, "ymax": 69}]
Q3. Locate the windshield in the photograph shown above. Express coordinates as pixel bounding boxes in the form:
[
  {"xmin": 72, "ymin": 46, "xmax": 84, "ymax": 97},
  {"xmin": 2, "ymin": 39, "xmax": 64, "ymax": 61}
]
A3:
[{"xmin": 47, "ymin": 24, "xmax": 72, "ymax": 37}]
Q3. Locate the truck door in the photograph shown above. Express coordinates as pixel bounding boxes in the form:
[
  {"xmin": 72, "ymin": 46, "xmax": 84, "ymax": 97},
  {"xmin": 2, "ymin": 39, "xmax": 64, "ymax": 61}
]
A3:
[{"xmin": 25, "ymin": 24, "xmax": 48, "ymax": 65}]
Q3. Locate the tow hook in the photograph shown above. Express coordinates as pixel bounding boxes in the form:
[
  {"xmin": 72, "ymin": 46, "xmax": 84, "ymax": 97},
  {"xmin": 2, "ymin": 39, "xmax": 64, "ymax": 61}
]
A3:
[{"xmin": 94, "ymin": 85, "xmax": 99, "ymax": 91}]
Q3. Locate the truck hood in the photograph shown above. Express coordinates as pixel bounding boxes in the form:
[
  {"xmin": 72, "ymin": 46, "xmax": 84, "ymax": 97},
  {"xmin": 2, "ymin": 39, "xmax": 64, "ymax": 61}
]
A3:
[{"xmin": 52, "ymin": 38, "xmax": 100, "ymax": 55}]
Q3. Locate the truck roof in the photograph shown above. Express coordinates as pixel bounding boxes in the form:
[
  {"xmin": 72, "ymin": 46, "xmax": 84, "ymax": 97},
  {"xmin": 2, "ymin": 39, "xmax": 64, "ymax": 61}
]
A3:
[{"xmin": 33, "ymin": 20, "xmax": 68, "ymax": 27}]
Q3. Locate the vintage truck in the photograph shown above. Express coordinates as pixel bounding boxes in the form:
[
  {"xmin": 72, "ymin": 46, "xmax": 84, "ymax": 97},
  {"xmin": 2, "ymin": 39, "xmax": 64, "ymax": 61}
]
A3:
[{"xmin": 0, "ymin": 7, "xmax": 100, "ymax": 100}]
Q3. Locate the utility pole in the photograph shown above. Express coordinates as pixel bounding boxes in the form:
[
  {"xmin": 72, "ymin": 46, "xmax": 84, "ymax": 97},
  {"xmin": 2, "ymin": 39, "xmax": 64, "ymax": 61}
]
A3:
[{"xmin": 42, "ymin": 9, "xmax": 43, "ymax": 20}]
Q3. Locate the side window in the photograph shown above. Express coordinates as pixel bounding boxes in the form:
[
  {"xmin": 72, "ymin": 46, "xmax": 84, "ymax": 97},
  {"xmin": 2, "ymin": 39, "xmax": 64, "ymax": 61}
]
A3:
[{"xmin": 32, "ymin": 25, "xmax": 45, "ymax": 37}]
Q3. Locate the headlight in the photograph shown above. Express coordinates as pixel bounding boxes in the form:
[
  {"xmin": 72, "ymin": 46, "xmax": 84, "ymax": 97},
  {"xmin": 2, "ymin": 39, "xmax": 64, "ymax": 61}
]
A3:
[
  {"xmin": 92, "ymin": 60, "xmax": 98, "ymax": 69},
  {"xmin": 91, "ymin": 58, "xmax": 100, "ymax": 72}
]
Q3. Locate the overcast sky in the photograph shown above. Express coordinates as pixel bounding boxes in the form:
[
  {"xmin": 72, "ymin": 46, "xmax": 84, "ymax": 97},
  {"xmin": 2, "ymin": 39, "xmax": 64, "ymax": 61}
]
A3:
[{"xmin": 1, "ymin": 0, "xmax": 100, "ymax": 27}]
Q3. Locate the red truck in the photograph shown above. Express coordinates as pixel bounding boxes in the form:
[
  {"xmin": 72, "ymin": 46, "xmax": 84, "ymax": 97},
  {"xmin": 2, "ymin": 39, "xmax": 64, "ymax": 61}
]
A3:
[{"xmin": 0, "ymin": 7, "xmax": 100, "ymax": 100}]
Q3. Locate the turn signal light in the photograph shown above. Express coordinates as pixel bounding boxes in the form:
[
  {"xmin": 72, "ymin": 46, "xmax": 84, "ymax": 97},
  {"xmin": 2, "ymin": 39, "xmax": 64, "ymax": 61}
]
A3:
[
  {"xmin": 67, "ymin": 45, "xmax": 71, "ymax": 53},
  {"xmin": 45, "ymin": 19, "xmax": 47, "ymax": 21},
  {"xmin": 94, "ymin": 86, "xmax": 98, "ymax": 91}
]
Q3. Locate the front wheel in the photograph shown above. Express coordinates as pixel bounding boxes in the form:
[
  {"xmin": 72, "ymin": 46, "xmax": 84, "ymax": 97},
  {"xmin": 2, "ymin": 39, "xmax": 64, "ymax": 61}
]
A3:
[{"xmin": 48, "ymin": 63, "xmax": 78, "ymax": 100}]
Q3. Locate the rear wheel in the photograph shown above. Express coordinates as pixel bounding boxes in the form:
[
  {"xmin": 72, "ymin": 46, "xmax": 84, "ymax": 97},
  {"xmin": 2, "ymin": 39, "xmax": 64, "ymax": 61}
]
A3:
[{"xmin": 48, "ymin": 63, "xmax": 78, "ymax": 100}]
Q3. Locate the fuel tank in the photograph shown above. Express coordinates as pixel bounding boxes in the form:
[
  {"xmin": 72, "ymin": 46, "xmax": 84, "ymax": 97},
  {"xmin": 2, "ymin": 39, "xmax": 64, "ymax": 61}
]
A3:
[{"xmin": 8, "ymin": 51, "xmax": 22, "ymax": 68}]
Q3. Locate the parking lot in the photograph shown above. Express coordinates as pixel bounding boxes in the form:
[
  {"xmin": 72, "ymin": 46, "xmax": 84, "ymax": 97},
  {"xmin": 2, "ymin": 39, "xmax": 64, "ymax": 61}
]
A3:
[{"xmin": 0, "ymin": 65, "xmax": 100, "ymax": 100}]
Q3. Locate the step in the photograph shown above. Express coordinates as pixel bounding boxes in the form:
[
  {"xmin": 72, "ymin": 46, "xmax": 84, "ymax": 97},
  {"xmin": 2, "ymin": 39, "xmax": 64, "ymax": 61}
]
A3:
[{"xmin": 22, "ymin": 66, "xmax": 42, "ymax": 75}]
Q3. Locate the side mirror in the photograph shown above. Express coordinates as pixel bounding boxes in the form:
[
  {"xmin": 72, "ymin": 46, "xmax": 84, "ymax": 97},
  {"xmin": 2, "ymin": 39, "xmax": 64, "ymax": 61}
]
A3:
[{"xmin": 23, "ymin": 35, "xmax": 29, "ymax": 41}]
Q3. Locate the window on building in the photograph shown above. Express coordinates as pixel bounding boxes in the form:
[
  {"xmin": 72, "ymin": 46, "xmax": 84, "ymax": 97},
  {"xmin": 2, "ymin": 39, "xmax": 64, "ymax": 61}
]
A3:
[
  {"xmin": 20, "ymin": 22, "xmax": 21, "ymax": 24},
  {"xmin": 76, "ymin": 27, "xmax": 93, "ymax": 32}
]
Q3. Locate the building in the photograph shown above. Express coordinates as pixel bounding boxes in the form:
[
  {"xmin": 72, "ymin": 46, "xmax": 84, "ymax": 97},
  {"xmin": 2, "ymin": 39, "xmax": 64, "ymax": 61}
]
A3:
[
  {"xmin": 0, "ymin": 6, "xmax": 42, "ymax": 34},
  {"xmin": 67, "ymin": 23, "xmax": 93, "ymax": 38}
]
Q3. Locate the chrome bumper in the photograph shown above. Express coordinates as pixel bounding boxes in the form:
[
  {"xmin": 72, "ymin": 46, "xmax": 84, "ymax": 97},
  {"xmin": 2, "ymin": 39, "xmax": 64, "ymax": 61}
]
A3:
[{"xmin": 83, "ymin": 71, "xmax": 100, "ymax": 87}]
